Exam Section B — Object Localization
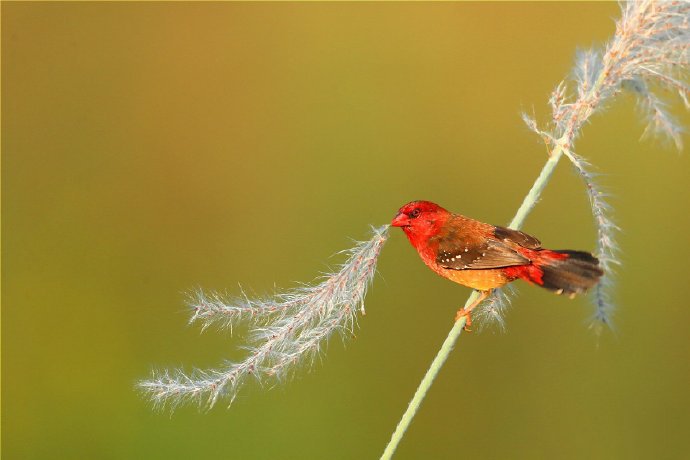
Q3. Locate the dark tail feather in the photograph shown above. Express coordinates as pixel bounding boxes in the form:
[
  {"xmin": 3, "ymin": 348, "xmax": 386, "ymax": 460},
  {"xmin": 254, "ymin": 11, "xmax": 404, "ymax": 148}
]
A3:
[{"xmin": 537, "ymin": 250, "xmax": 604, "ymax": 296}]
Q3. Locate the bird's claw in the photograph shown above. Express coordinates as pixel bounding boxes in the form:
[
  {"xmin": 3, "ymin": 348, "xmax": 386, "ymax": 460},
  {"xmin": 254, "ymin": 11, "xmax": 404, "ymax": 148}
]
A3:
[{"xmin": 455, "ymin": 308, "xmax": 473, "ymax": 332}]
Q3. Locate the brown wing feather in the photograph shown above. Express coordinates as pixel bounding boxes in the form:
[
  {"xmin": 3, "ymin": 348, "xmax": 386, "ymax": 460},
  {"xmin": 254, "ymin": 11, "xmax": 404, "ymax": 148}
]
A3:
[
  {"xmin": 436, "ymin": 239, "xmax": 529, "ymax": 270},
  {"xmin": 434, "ymin": 217, "xmax": 532, "ymax": 270},
  {"xmin": 493, "ymin": 226, "xmax": 542, "ymax": 249}
]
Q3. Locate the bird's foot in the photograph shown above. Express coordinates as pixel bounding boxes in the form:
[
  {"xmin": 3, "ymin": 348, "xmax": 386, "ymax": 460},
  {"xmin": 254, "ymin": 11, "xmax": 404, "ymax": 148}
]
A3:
[
  {"xmin": 454, "ymin": 290, "xmax": 491, "ymax": 332},
  {"xmin": 455, "ymin": 308, "xmax": 473, "ymax": 331}
]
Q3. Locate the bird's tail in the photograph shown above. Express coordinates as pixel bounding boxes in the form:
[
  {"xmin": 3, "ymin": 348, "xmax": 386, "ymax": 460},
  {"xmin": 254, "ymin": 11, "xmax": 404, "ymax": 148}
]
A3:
[{"xmin": 520, "ymin": 249, "xmax": 604, "ymax": 296}]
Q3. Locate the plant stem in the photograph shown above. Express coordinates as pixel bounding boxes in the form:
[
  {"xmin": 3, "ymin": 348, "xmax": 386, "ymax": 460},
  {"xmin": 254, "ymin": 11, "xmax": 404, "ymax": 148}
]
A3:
[
  {"xmin": 508, "ymin": 139, "xmax": 567, "ymax": 230},
  {"xmin": 380, "ymin": 142, "xmax": 567, "ymax": 460}
]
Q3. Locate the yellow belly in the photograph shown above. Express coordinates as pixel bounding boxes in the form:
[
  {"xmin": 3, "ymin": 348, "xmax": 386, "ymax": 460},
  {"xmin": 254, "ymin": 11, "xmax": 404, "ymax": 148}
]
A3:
[{"xmin": 443, "ymin": 268, "xmax": 512, "ymax": 291}]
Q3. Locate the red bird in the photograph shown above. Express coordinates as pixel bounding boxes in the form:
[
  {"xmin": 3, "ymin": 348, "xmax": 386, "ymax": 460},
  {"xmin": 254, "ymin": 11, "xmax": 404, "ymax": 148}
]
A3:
[{"xmin": 391, "ymin": 200, "xmax": 603, "ymax": 329}]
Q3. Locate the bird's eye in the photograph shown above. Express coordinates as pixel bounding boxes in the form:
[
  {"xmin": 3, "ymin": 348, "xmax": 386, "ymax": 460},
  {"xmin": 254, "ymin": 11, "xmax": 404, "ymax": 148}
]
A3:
[{"xmin": 409, "ymin": 209, "xmax": 421, "ymax": 218}]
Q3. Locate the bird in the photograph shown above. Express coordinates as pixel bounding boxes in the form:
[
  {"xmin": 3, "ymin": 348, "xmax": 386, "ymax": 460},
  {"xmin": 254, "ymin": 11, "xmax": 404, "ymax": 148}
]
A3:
[{"xmin": 391, "ymin": 200, "xmax": 603, "ymax": 330}]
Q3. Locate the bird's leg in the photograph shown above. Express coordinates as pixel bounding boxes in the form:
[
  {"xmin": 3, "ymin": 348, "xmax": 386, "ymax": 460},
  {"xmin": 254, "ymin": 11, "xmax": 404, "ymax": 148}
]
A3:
[{"xmin": 455, "ymin": 289, "xmax": 491, "ymax": 331}]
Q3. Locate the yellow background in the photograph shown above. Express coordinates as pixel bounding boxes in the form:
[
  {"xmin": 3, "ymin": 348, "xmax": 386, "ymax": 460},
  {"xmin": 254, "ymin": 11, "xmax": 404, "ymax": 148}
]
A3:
[{"xmin": 4, "ymin": 2, "xmax": 690, "ymax": 459}]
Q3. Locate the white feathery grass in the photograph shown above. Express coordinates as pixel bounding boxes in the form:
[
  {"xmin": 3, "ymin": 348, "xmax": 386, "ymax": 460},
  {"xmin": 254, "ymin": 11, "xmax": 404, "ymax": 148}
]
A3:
[
  {"xmin": 473, "ymin": 286, "xmax": 515, "ymax": 333},
  {"xmin": 560, "ymin": 148, "xmax": 620, "ymax": 330},
  {"xmin": 138, "ymin": 225, "xmax": 389, "ymax": 411},
  {"xmin": 522, "ymin": 0, "xmax": 689, "ymax": 330}
]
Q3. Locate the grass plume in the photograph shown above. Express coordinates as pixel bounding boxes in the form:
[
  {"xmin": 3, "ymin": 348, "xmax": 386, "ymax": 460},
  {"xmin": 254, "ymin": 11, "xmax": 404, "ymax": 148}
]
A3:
[
  {"xmin": 473, "ymin": 286, "xmax": 515, "ymax": 333},
  {"xmin": 522, "ymin": 0, "xmax": 688, "ymax": 330},
  {"xmin": 139, "ymin": 225, "xmax": 389, "ymax": 411}
]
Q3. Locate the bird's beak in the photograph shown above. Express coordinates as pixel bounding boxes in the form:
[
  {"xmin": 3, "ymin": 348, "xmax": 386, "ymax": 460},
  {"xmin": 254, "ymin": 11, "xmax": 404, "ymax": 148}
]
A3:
[{"xmin": 391, "ymin": 212, "xmax": 410, "ymax": 227}]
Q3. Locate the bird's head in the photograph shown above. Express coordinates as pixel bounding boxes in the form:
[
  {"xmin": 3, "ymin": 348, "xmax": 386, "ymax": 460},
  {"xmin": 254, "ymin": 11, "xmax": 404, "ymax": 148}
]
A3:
[{"xmin": 392, "ymin": 200, "xmax": 450, "ymax": 245}]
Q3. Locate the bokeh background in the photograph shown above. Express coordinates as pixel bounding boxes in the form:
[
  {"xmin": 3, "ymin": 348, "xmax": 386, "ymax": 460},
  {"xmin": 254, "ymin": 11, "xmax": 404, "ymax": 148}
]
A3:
[{"xmin": 4, "ymin": 2, "xmax": 690, "ymax": 459}]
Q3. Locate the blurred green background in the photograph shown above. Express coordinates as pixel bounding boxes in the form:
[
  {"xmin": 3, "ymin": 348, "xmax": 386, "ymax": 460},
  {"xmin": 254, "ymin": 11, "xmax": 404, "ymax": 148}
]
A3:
[{"xmin": 4, "ymin": 2, "xmax": 690, "ymax": 459}]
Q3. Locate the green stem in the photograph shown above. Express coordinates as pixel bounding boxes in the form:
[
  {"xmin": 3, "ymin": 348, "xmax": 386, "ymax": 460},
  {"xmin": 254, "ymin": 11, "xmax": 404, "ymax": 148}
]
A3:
[
  {"xmin": 380, "ymin": 142, "xmax": 567, "ymax": 460},
  {"xmin": 509, "ymin": 139, "xmax": 567, "ymax": 230}
]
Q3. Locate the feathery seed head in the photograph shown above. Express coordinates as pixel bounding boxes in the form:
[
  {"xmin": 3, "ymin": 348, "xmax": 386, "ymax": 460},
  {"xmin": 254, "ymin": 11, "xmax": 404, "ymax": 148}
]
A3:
[
  {"xmin": 473, "ymin": 287, "xmax": 515, "ymax": 333},
  {"xmin": 138, "ymin": 225, "xmax": 389, "ymax": 411},
  {"xmin": 523, "ymin": 0, "xmax": 689, "ymax": 330}
]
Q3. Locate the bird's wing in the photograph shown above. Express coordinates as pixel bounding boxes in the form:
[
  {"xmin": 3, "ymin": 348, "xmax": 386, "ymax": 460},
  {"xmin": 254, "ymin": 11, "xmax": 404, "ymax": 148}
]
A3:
[
  {"xmin": 432, "ymin": 215, "xmax": 538, "ymax": 270},
  {"xmin": 492, "ymin": 226, "xmax": 542, "ymax": 249},
  {"xmin": 435, "ymin": 237, "xmax": 530, "ymax": 270}
]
